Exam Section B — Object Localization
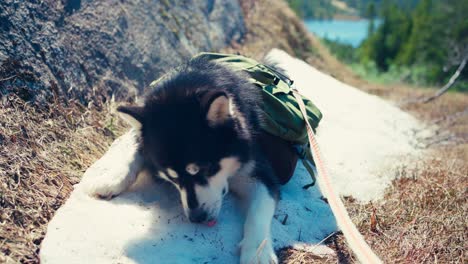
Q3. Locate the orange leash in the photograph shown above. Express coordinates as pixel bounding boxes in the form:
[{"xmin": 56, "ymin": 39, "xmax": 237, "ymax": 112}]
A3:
[{"xmin": 292, "ymin": 88, "xmax": 383, "ymax": 264}]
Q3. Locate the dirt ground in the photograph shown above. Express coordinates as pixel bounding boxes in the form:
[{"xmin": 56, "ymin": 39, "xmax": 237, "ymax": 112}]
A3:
[{"xmin": 1, "ymin": 0, "xmax": 466, "ymax": 263}]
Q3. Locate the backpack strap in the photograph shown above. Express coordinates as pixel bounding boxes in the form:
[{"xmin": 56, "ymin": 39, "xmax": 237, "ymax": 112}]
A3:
[
  {"xmin": 294, "ymin": 144, "xmax": 316, "ymax": 189},
  {"xmin": 291, "ymin": 88, "xmax": 382, "ymax": 264}
]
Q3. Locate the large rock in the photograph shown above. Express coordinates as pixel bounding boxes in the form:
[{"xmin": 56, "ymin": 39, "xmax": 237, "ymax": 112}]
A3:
[{"xmin": 0, "ymin": 0, "xmax": 245, "ymax": 102}]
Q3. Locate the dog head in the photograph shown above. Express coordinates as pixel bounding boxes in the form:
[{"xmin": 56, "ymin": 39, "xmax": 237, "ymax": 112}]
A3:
[{"xmin": 118, "ymin": 89, "xmax": 251, "ymax": 224}]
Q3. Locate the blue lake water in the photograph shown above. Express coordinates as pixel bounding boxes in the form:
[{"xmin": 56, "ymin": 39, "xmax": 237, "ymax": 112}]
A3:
[{"xmin": 304, "ymin": 19, "xmax": 376, "ymax": 47}]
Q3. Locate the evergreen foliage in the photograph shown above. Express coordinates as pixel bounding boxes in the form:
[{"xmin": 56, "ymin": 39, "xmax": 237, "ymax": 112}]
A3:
[
  {"xmin": 360, "ymin": 2, "xmax": 412, "ymax": 71},
  {"xmin": 286, "ymin": 0, "xmax": 336, "ymax": 19},
  {"xmin": 346, "ymin": 0, "xmax": 419, "ymax": 17},
  {"xmin": 360, "ymin": 0, "xmax": 467, "ymax": 87}
]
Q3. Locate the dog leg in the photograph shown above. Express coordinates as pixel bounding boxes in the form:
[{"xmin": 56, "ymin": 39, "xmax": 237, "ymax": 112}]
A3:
[
  {"xmin": 239, "ymin": 182, "xmax": 278, "ymax": 264},
  {"xmin": 81, "ymin": 130, "xmax": 143, "ymax": 199}
]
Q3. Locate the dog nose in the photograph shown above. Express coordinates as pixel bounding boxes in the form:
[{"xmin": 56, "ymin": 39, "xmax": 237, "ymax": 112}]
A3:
[{"xmin": 189, "ymin": 209, "xmax": 208, "ymax": 223}]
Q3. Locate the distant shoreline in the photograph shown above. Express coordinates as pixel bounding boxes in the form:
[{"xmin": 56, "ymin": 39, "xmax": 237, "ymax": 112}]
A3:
[
  {"xmin": 303, "ymin": 19, "xmax": 377, "ymax": 47},
  {"xmin": 333, "ymin": 14, "xmax": 363, "ymax": 21},
  {"xmin": 302, "ymin": 15, "xmax": 366, "ymax": 22}
]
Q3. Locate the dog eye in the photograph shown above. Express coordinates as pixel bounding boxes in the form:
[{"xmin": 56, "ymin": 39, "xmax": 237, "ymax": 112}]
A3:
[{"xmin": 186, "ymin": 163, "xmax": 200, "ymax": 175}]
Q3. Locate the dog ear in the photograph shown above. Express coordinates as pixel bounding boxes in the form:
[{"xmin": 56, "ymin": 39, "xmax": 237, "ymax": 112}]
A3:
[
  {"xmin": 199, "ymin": 90, "xmax": 232, "ymax": 126},
  {"xmin": 117, "ymin": 105, "xmax": 145, "ymax": 129}
]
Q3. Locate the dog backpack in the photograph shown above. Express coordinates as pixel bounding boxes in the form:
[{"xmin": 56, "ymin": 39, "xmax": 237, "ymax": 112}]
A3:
[
  {"xmin": 192, "ymin": 53, "xmax": 323, "ymax": 186},
  {"xmin": 189, "ymin": 53, "xmax": 384, "ymax": 263}
]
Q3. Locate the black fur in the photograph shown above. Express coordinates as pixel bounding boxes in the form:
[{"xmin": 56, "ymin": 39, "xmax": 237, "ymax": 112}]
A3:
[{"xmin": 118, "ymin": 56, "xmax": 279, "ymax": 209}]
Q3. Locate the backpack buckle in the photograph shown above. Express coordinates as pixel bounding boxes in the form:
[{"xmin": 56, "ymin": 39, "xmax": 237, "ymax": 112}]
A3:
[
  {"xmin": 273, "ymin": 76, "xmax": 280, "ymax": 85},
  {"xmin": 263, "ymin": 64, "xmax": 294, "ymax": 87}
]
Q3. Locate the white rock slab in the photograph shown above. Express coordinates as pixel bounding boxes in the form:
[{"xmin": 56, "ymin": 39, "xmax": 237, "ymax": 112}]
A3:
[
  {"xmin": 266, "ymin": 49, "xmax": 424, "ymax": 201},
  {"xmin": 40, "ymin": 49, "xmax": 423, "ymax": 263}
]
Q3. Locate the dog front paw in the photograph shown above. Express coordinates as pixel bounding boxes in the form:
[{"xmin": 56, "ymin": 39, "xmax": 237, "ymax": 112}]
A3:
[
  {"xmin": 78, "ymin": 130, "xmax": 143, "ymax": 200},
  {"xmin": 82, "ymin": 176, "xmax": 127, "ymax": 200},
  {"xmin": 80, "ymin": 162, "xmax": 139, "ymax": 200},
  {"xmin": 239, "ymin": 238, "xmax": 278, "ymax": 264}
]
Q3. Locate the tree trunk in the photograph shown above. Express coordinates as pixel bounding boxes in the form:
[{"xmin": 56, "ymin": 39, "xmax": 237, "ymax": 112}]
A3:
[{"xmin": 423, "ymin": 55, "xmax": 467, "ymax": 103}]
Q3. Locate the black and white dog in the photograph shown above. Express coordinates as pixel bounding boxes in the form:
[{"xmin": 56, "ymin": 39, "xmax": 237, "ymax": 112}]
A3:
[{"xmin": 87, "ymin": 56, "xmax": 280, "ymax": 264}]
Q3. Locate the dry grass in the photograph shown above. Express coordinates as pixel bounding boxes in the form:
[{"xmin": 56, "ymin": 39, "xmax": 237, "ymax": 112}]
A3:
[
  {"xmin": 0, "ymin": 89, "xmax": 127, "ymax": 263},
  {"xmin": 345, "ymin": 147, "xmax": 467, "ymax": 263},
  {"xmin": 279, "ymin": 248, "xmax": 337, "ymax": 264},
  {"xmin": 342, "ymin": 89, "xmax": 468, "ymax": 263}
]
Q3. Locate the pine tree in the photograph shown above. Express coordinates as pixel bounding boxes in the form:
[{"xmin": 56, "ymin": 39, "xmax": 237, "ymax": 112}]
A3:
[
  {"xmin": 366, "ymin": 2, "xmax": 377, "ymax": 34},
  {"xmin": 360, "ymin": 1, "xmax": 412, "ymax": 71}
]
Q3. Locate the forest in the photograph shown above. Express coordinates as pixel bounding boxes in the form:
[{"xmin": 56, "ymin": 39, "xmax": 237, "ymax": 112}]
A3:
[
  {"xmin": 286, "ymin": 0, "xmax": 336, "ymax": 20},
  {"xmin": 289, "ymin": 0, "xmax": 468, "ymax": 91},
  {"xmin": 286, "ymin": 0, "xmax": 419, "ymax": 19}
]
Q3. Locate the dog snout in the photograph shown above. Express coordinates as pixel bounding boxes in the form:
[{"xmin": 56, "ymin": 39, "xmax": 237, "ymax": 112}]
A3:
[{"xmin": 188, "ymin": 208, "xmax": 208, "ymax": 223}]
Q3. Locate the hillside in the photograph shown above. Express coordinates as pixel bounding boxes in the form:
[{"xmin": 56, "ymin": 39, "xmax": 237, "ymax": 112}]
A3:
[{"xmin": 1, "ymin": 0, "xmax": 466, "ymax": 263}]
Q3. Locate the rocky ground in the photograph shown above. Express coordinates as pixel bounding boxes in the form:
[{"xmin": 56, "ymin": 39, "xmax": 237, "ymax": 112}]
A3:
[{"xmin": 0, "ymin": 0, "xmax": 245, "ymax": 103}]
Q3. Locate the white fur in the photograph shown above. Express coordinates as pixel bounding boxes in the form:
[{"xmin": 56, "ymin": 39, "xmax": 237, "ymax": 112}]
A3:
[
  {"xmin": 179, "ymin": 188, "xmax": 189, "ymax": 216},
  {"xmin": 184, "ymin": 157, "xmax": 241, "ymax": 218},
  {"xmin": 229, "ymin": 100, "xmax": 251, "ymax": 140},
  {"xmin": 81, "ymin": 130, "xmax": 143, "ymax": 199},
  {"xmin": 166, "ymin": 168, "xmax": 178, "ymax": 178},
  {"xmin": 82, "ymin": 113, "xmax": 143, "ymax": 198},
  {"xmin": 228, "ymin": 161, "xmax": 278, "ymax": 263},
  {"xmin": 157, "ymin": 171, "xmax": 173, "ymax": 183},
  {"xmin": 239, "ymin": 183, "xmax": 278, "ymax": 264}
]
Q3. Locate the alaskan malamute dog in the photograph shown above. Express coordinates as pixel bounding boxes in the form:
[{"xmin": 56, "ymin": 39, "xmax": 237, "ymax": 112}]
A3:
[{"xmin": 89, "ymin": 56, "xmax": 280, "ymax": 264}]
